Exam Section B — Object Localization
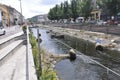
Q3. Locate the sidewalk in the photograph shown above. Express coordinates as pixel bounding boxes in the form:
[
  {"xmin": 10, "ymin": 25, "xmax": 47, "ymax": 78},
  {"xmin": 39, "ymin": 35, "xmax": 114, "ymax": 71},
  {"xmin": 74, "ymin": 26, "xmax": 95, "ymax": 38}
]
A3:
[
  {"xmin": 0, "ymin": 25, "xmax": 22, "ymax": 39},
  {"xmin": 0, "ymin": 45, "xmax": 37, "ymax": 80},
  {"xmin": 0, "ymin": 29, "xmax": 37, "ymax": 80}
]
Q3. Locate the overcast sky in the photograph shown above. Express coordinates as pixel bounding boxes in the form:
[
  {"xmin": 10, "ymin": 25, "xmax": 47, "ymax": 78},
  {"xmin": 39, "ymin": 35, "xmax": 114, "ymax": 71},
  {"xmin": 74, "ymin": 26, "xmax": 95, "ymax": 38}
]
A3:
[{"xmin": 1, "ymin": 0, "xmax": 70, "ymax": 18}]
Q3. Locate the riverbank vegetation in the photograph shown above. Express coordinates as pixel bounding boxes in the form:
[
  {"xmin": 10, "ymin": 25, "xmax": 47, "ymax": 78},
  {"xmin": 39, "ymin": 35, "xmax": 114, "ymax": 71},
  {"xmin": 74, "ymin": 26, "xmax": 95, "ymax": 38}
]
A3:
[{"xmin": 29, "ymin": 31, "xmax": 58, "ymax": 80}]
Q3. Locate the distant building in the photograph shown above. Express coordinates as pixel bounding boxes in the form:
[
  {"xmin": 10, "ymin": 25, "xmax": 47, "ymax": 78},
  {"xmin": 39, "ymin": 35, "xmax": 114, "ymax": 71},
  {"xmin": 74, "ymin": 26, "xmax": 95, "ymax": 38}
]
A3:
[
  {"xmin": 91, "ymin": 0, "xmax": 101, "ymax": 20},
  {"xmin": 91, "ymin": 9, "xmax": 101, "ymax": 20},
  {"xmin": 31, "ymin": 14, "xmax": 49, "ymax": 24}
]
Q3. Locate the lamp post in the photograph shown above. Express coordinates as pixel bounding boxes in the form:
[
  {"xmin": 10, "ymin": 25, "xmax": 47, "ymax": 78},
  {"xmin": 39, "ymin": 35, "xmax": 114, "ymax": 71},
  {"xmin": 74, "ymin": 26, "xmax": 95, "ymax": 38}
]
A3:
[{"xmin": 19, "ymin": 0, "xmax": 23, "ymax": 24}]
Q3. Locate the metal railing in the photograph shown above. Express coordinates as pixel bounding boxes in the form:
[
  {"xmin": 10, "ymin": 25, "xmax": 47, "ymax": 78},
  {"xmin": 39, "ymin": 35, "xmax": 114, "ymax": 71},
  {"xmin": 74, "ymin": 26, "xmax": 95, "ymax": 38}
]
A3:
[{"xmin": 26, "ymin": 26, "xmax": 30, "ymax": 80}]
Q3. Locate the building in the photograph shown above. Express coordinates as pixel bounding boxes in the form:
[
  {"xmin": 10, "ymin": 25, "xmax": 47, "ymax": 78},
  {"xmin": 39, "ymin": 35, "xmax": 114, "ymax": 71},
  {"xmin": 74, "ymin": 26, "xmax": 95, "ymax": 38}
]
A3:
[
  {"xmin": 91, "ymin": 0, "xmax": 101, "ymax": 20},
  {"xmin": 6, "ymin": 5, "xmax": 23, "ymax": 25},
  {"xmin": 91, "ymin": 9, "xmax": 101, "ymax": 20},
  {"xmin": 0, "ymin": 4, "xmax": 2, "ymax": 26},
  {"xmin": 1, "ymin": 4, "xmax": 10, "ymax": 27},
  {"xmin": 31, "ymin": 14, "xmax": 49, "ymax": 24},
  {"xmin": 0, "ymin": 3, "xmax": 24, "ymax": 27},
  {"xmin": 6, "ymin": 6, "xmax": 14, "ymax": 25}
]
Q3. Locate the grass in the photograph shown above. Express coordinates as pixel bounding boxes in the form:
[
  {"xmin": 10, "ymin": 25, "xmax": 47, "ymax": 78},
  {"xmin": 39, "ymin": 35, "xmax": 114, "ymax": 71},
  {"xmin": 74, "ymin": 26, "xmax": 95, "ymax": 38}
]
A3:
[{"xmin": 29, "ymin": 31, "xmax": 57, "ymax": 80}]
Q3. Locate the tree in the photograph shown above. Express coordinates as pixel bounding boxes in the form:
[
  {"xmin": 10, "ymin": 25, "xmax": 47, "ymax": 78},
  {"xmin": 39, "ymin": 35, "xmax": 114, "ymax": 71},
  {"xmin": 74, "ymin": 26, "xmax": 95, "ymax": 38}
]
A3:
[
  {"xmin": 63, "ymin": 1, "xmax": 72, "ymax": 20},
  {"xmin": 59, "ymin": 3, "xmax": 64, "ymax": 20},
  {"xmin": 48, "ymin": 8, "xmax": 55, "ymax": 21},
  {"xmin": 71, "ymin": 0, "xmax": 82, "ymax": 21},
  {"xmin": 48, "ymin": 0, "xmax": 94, "ymax": 21},
  {"xmin": 81, "ymin": 0, "xmax": 93, "ymax": 20},
  {"xmin": 97, "ymin": 0, "xmax": 120, "ymax": 16}
]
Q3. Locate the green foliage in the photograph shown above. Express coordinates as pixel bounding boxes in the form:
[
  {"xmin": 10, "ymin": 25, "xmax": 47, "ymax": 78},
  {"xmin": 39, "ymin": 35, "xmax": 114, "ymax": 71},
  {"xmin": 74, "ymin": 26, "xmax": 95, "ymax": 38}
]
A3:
[
  {"xmin": 29, "ymin": 32, "xmax": 57, "ymax": 80},
  {"xmin": 71, "ymin": 0, "xmax": 82, "ymax": 20},
  {"xmin": 81, "ymin": 0, "xmax": 93, "ymax": 20},
  {"xmin": 40, "ymin": 66, "xmax": 57, "ymax": 80},
  {"xmin": 48, "ymin": 0, "xmax": 120, "ymax": 21},
  {"xmin": 22, "ymin": 25, "xmax": 27, "ymax": 34},
  {"xmin": 48, "ymin": 9, "xmax": 55, "ymax": 21},
  {"xmin": 63, "ymin": 1, "xmax": 72, "ymax": 19},
  {"xmin": 97, "ymin": 0, "xmax": 120, "ymax": 16},
  {"xmin": 48, "ymin": 0, "xmax": 93, "ymax": 21},
  {"xmin": 29, "ymin": 33, "xmax": 37, "ymax": 48}
]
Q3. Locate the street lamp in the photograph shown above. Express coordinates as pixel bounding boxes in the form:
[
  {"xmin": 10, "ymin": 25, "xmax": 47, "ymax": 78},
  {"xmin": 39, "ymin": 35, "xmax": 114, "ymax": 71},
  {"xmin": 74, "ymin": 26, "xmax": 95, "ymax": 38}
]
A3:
[
  {"xmin": 19, "ymin": 0, "xmax": 23, "ymax": 24},
  {"xmin": 19, "ymin": 0, "xmax": 22, "ymax": 14}
]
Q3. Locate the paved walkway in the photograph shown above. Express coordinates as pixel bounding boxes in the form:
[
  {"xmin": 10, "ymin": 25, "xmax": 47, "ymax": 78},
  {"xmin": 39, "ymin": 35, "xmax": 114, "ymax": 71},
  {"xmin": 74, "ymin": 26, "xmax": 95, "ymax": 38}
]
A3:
[
  {"xmin": 0, "ymin": 29, "xmax": 37, "ymax": 80},
  {"xmin": 0, "ymin": 46, "xmax": 26, "ymax": 80}
]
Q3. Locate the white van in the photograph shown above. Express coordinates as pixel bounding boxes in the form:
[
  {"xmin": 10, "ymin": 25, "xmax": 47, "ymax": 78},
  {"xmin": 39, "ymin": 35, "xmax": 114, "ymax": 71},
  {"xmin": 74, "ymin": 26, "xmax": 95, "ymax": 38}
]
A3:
[{"xmin": 76, "ymin": 17, "xmax": 84, "ymax": 23}]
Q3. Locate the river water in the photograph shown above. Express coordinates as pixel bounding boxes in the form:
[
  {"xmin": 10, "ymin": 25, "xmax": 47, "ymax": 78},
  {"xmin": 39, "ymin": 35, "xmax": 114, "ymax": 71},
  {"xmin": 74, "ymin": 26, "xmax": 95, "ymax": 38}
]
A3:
[{"xmin": 32, "ymin": 28, "xmax": 120, "ymax": 80}]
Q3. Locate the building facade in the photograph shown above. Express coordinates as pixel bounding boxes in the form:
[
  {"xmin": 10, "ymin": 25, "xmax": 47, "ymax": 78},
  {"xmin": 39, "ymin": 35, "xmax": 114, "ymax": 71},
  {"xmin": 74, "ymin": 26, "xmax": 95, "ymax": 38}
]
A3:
[
  {"xmin": 0, "ymin": 3, "xmax": 24, "ymax": 27},
  {"xmin": 0, "ymin": 4, "xmax": 2, "ymax": 26},
  {"xmin": 1, "ymin": 4, "xmax": 10, "ymax": 27},
  {"xmin": 91, "ymin": 0, "xmax": 101, "ymax": 20},
  {"xmin": 31, "ymin": 14, "xmax": 49, "ymax": 24},
  {"xmin": 0, "ymin": 5, "xmax": 2, "ymax": 22}
]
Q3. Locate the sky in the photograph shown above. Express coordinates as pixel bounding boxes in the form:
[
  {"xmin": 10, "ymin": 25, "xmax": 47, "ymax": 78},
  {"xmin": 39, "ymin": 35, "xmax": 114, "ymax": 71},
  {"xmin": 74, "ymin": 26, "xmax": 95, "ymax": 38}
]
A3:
[{"xmin": 1, "ymin": 0, "xmax": 70, "ymax": 18}]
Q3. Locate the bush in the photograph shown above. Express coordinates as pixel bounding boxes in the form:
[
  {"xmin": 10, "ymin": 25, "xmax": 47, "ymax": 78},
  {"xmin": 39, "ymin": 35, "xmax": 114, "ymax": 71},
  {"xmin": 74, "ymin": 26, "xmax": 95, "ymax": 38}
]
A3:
[
  {"xmin": 22, "ymin": 25, "xmax": 27, "ymax": 33},
  {"xmin": 29, "ymin": 32, "xmax": 57, "ymax": 80}
]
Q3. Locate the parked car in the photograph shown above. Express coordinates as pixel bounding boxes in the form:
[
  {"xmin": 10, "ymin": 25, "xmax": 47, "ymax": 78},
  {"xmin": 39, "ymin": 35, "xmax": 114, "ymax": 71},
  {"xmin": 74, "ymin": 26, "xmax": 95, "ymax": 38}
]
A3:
[
  {"xmin": 96, "ymin": 20, "xmax": 106, "ymax": 25},
  {"xmin": 0, "ymin": 27, "xmax": 6, "ymax": 35},
  {"xmin": 106, "ymin": 20, "xmax": 118, "ymax": 25}
]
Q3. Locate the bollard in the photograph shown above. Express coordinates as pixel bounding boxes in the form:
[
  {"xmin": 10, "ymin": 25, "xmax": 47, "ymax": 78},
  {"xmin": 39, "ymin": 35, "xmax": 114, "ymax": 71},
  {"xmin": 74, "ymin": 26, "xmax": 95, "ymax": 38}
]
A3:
[
  {"xmin": 36, "ymin": 38, "xmax": 42, "ymax": 43},
  {"xmin": 39, "ymin": 33, "xmax": 41, "ymax": 37},
  {"xmin": 69, "ymin": 49, "xmax": 76, "ymax": 61}
]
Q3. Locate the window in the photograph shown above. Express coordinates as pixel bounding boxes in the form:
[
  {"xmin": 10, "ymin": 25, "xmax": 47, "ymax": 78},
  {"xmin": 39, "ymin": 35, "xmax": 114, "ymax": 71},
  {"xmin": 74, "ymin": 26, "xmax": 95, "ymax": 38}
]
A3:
[{"xmin": 1, "ymin": 12, "xmax": 3, "ymax": 16}]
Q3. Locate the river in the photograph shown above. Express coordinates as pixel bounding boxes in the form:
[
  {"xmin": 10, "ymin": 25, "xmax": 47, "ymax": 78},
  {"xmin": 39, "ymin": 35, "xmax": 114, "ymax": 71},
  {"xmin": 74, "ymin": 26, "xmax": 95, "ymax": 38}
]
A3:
[{"xmin": 32, "ymin": 28, "xmax": 120, "ymax": 80}]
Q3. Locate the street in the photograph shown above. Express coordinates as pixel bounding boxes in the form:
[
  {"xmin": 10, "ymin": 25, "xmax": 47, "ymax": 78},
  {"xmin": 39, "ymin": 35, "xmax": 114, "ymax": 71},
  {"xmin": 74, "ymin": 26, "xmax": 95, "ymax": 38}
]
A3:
[{"xmin": 0, "ymin": 25, "xmax": 22, "ymax": 39}]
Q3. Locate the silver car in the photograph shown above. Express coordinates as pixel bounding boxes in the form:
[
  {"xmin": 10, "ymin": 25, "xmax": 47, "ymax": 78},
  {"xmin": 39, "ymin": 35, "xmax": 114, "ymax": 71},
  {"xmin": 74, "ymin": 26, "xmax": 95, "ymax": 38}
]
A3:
[{"xmin": 0, "ymin": 27, "xmax": 6, "ymax": 35}]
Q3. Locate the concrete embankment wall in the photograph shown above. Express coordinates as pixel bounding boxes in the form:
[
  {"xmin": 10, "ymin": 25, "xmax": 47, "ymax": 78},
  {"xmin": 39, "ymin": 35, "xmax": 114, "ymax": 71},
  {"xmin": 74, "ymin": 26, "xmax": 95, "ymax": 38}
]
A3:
[
  {"xmin": 64, "ymin": 34, "xmax": 120, "ymax": 61},
  {"xmin": 64, "ymin": 35, "xmax": 96, "ymax": 56}
]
